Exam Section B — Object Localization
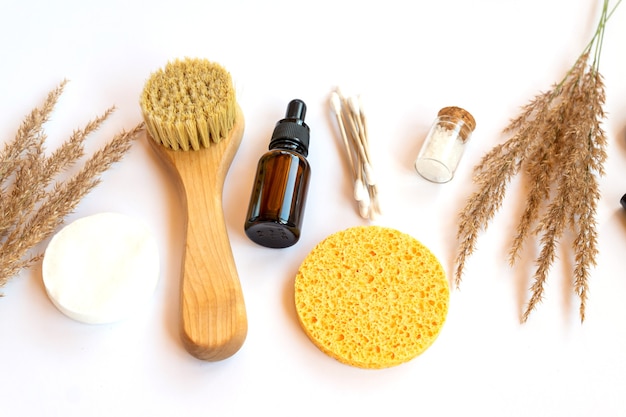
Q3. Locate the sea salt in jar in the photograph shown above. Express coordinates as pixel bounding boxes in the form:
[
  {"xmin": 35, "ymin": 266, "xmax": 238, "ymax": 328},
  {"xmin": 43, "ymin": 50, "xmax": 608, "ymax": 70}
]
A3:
[{"xmin": 414, "ymin": 106, "xmax": 476, "ymax": 183}]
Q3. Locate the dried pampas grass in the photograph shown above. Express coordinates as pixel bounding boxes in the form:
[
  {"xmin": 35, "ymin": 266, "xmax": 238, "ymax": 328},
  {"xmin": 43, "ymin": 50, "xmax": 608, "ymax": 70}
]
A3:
[
  {"xmin": 0, "ymin": 80, "xmax": 144, "ymax": 290},
  {"xmin": 455, "ymin": 0, "xmax": 621, "ymax": 322}
]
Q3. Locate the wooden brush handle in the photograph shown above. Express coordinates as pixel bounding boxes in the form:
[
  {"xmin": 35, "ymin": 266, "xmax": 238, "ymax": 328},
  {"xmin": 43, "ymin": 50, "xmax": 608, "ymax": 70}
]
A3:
[{"xmin": 149, "ymin": 110, "xmax": 247, "ymax": 361}]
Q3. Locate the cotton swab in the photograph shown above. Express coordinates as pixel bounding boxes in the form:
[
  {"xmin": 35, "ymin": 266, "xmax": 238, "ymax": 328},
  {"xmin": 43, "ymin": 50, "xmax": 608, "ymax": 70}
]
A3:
[{"xmin": 329, "ymin": 88, "xmax": 381, "ymax": 220}]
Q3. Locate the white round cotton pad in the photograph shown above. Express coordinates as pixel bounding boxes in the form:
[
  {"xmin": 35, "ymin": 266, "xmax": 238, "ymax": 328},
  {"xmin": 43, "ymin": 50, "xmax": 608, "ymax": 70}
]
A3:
[{"xmin": 42, "ymin": 212, "xmax": 160, "ymax": 324}]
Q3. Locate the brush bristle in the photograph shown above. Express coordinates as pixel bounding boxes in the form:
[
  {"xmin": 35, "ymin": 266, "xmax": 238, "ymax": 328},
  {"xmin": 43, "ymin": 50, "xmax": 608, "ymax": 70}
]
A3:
[{"xmin": 140, "ymin": 58, "xmax": 238, "ymax": 151}]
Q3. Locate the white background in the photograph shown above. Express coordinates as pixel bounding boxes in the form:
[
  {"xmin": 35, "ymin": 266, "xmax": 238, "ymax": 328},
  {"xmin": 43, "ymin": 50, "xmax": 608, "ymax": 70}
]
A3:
[{"xmin": 1, "ymin": 1, "xmax": 626, "ymax": 416}]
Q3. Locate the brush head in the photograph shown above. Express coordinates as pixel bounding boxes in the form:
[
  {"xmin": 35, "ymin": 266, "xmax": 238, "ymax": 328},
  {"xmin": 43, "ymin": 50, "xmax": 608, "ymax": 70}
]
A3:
[{"xmin": 140, "ymin": 58, "xmax": 238, "ymax": 151}]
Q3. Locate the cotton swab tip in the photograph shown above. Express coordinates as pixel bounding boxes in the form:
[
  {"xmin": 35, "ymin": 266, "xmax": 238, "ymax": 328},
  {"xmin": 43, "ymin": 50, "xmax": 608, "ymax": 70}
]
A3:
[
  {"xmin": 330, "ymin": 92, "xmax": 343, "ymax": 115},
  {"xmin": 358, "ymin": 199, "xmax": 370, "ymax": 219},
  {"xmin": 353, "ymin": 178, "xmax": 367, "ymax": 201},
  {"xmin": 348, "ymin": 95, "xmax": 361, "ymax": 116}
]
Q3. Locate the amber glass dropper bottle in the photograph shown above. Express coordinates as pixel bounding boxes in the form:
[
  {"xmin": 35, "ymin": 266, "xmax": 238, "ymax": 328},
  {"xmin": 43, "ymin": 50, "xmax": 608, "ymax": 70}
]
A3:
[{"xmin": 244, "ymin": 99, "xmax": 311, "ymax": 248}]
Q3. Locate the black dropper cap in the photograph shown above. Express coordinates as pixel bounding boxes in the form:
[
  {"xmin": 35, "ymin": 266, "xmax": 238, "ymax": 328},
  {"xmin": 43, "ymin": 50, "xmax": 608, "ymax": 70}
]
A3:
[
  {"xmin": 269, "ymin": 99, "xmax": 310, "ymax": 157},
  {"xmin": 621, "ymin": 193, "xmax": 626, "ymax": 210}
]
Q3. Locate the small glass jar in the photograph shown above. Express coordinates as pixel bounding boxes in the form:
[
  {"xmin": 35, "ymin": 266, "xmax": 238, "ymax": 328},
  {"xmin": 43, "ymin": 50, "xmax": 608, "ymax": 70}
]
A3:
[{"xmin": 414, "ymin": 106, "xmax": 476, "ymax": 183}]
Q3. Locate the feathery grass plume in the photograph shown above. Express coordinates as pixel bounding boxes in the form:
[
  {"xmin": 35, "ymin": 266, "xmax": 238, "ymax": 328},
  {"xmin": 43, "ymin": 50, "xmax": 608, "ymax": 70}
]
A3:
[
  {"xmin": 1, "ymin": 106, "xmax": 116, "ymax": 240},
  {"xmin": 0, "ymin": 80, "xmax": 68, "ymax": 234},
  {"xmin": 0, "ymin": 81, "xmax": 144, "ymax": 290},
  {"xmin": 454, "ymin": 0, "xmax": 619, "ymax": 323}
]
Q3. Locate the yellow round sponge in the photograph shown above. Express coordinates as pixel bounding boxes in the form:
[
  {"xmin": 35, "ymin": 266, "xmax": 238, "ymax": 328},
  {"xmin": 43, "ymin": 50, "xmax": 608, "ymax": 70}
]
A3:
[{"xmin": 294, "ymin": 226, "xmax": 449, "ymax": 369}]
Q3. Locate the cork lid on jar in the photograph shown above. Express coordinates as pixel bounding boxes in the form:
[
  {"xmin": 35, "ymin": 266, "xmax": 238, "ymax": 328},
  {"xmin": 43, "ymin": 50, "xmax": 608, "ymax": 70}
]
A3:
[{"xmin": 437, "ymin": 106, "xmax": 476, "ymax": 141}]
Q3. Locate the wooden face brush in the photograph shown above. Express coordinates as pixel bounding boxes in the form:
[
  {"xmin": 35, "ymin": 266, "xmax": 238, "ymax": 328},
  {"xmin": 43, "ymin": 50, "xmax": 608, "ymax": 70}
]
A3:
[{"xmin": 140, "ymin": 58, "xmax": 247, "ymax": 361}]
